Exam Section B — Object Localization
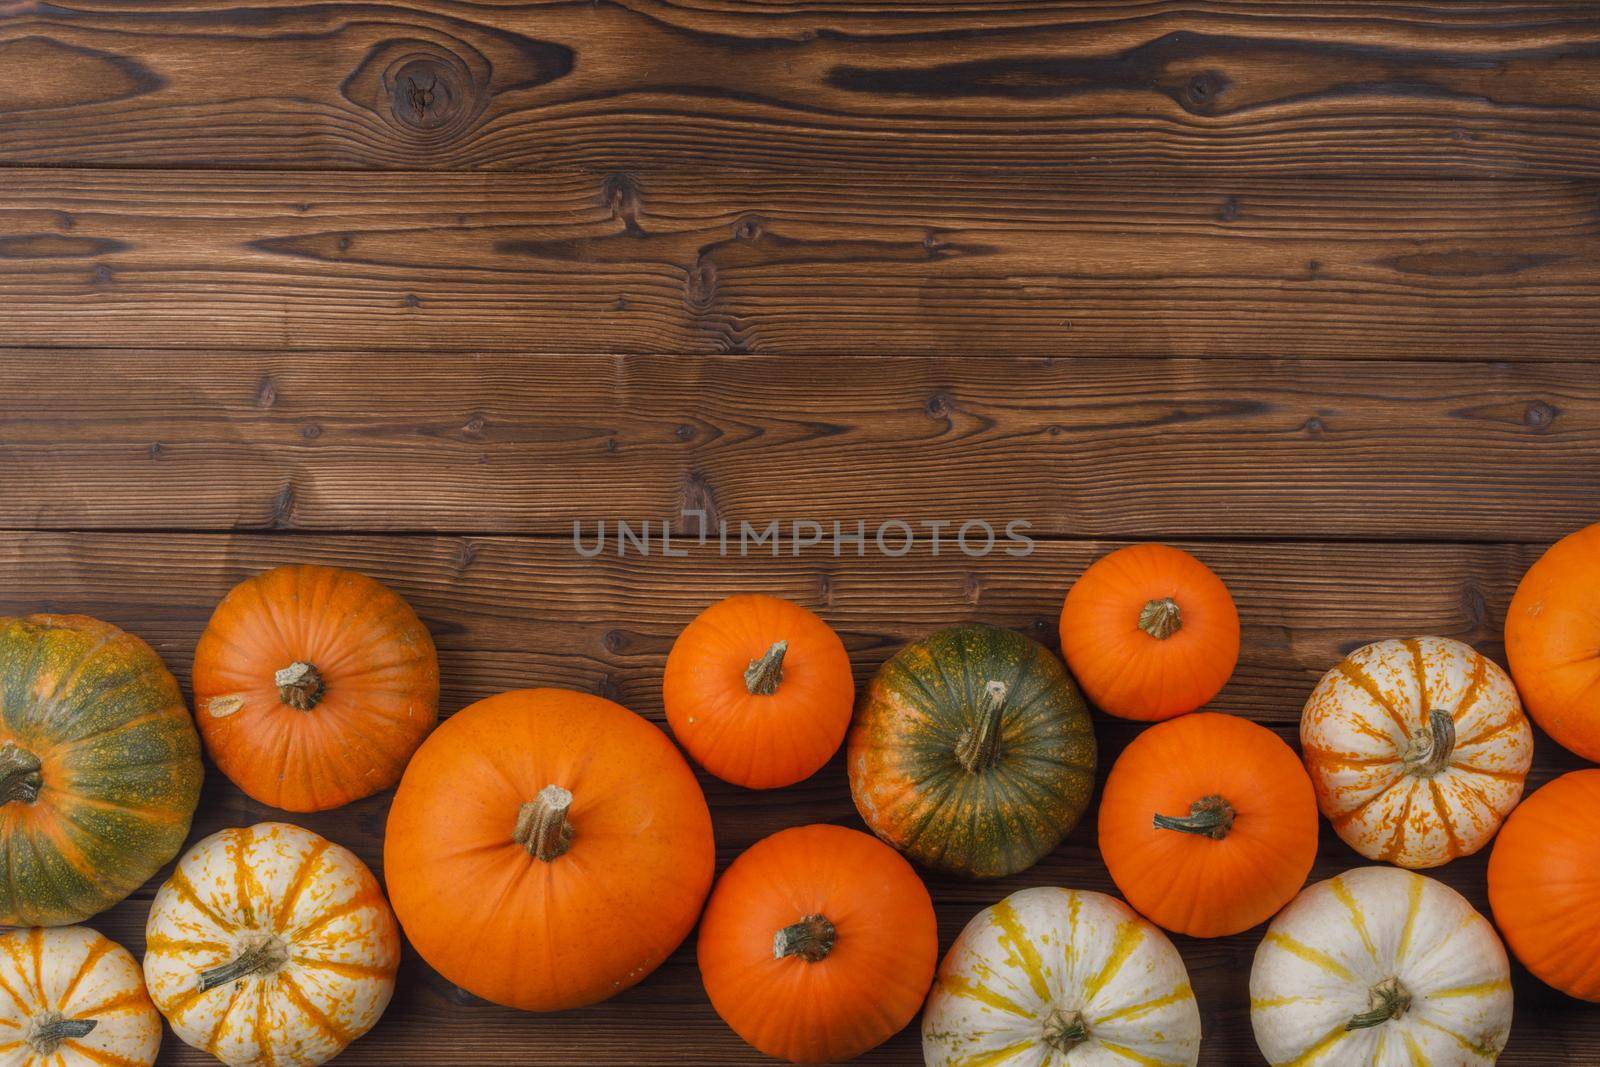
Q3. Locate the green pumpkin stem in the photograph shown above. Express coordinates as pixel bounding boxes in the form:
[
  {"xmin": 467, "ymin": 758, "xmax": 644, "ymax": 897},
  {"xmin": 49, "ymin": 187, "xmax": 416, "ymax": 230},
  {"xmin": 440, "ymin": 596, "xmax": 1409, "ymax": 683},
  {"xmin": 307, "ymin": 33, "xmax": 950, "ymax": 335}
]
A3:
[
  {"xmin": 514, "ymin": 785, "xmax": 575, "ymax": 862},
  {"xmin": 954, "ymin": 680, "xmax": 1010, "ymax": 773},
  {"xmin": 197, "ymin": 937, "xmax": 289, "ymax": 993},
  {"xmin": 1153, "ymin": 794, "xmax": 1236, "ymax": 840},
  {"xmin": 0, "ymin": 742, "xmax": 43, "ymax": 805},
  {"xmin": 1346, "ymin": 977, "xmax": 1411, "ymax": 1030},
  {"xmin": 744, "ymin": 640, "xmax": 788, "ymax": 696},
  {"xmin": 773, "ymin": 914, "xmax": 837, "ymax": 963},
  {"xmin": 25, "ymin": 1012, "xmax": 96, "ymax": 1055},
  {"xmin": 274, "ymin": 662, "xmax": 325, "ymax": 711},
  {"xmin": 1138, "ymin": 597, "xmax": 1183, "ymax": 640},
  {"xmin": 1405, "ymin": 709, "xmax": 1457, "ymax": 779},
  {"xmin": 1041, "ymin": 1007, "xmax": 1088, "ymax": 1052}
]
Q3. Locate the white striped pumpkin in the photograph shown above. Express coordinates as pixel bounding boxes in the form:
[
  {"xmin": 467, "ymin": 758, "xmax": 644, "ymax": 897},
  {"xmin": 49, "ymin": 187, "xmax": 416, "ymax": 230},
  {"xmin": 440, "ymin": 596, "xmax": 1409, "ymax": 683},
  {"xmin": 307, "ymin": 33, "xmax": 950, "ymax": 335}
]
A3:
[
  {"xmin": 1251, "ymin": 866, "xmax": 1512, "ymax": 1066},
  {"xmin": 0, "ymin": 926, "xmax": 160, "ymax": 1067},
  {"xmin": 144, "ymin": 823, "xmax": 399, "ymax": 1067},
  {"xmin": 1300, "ymin": 636, "xmax": 1532, "ymax": 869},
  {"xmin": 923, "ymin": 887, "xmax": 1201, "ymax": 1067}
]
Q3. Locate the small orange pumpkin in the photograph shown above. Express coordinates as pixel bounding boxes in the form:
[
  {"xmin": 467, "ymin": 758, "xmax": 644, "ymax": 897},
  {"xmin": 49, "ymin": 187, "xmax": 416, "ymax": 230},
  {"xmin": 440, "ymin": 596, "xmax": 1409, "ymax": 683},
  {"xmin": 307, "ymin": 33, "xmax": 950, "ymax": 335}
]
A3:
[
  {"xmin": 1060, "ymin": 544, "xmax": 1240, "ymax": 721},
  {"xmin": 385, "ymin": 688, "xmax": 715, "ymax": 1012},
  {"xmin": 1506, "ymin": 520, "xmax": 1600, "ymax": 761},
  {"xmin": 664, "ymin": 595, "xmax": 854, "ymax": 789},
  {"xmin": 1099, "ymin": 712, "xmax": 1318, "ymax": 937},
  {"xmin": 192, "ymin": 564, "xmax": 439, "ymax": 812},
  {"xmin": 697, "ymin": 823, "xmax": 937, "ymax": 1064},
  {"xmin": 1488, "ymin": 769, "xmax": 1600, "ymax": 1001}
]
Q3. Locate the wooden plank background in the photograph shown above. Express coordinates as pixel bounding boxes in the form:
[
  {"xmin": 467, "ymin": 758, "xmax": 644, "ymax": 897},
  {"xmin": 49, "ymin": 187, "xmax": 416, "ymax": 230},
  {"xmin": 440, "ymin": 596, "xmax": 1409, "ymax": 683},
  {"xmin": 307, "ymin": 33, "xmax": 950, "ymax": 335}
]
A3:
[{"xmin": 1, "ymin": 0, "xmax": 1598, "ymax": 1063}]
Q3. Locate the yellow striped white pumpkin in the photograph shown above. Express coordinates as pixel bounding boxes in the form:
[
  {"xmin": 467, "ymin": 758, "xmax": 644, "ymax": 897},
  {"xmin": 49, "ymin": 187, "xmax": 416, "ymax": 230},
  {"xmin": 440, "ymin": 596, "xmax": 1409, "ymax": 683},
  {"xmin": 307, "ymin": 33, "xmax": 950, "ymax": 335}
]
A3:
[
  {"xmin": 143, "ymin": 822, "xmax": 400, "ymax": 1067},
  {"xmin": 1300, "ymin": 636, "xmax": 1532, "ymax": 869},
  {"xmin": 923, "ymin": 887, "xmax": 1201, "ymax": 1067},
  {"xmin": 1251, "ymin": 866, "xmax": 1512, "ymax": 1066},
  {"xmin": 0, "ymin": 926, "xmax": 160, "ymax": 1067}
]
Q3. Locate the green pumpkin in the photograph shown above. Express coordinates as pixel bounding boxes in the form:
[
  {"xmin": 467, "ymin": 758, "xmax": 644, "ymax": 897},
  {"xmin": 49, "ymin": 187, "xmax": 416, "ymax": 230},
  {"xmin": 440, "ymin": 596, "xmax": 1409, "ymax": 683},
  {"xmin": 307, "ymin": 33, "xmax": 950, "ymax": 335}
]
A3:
[
  {"xmin": 847, "ymin": 624, "xmax": 1096, "ymax": 878},
  {"xmin": 0, "ymin": 614, "xmax": 202, "ymax": 925}
]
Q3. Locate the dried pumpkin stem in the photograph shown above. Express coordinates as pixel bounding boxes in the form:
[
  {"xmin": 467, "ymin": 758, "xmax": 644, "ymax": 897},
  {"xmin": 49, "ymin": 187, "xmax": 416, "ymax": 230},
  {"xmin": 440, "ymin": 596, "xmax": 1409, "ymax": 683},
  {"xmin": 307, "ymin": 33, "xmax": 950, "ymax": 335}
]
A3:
[
  {"xmin": 25, "ymin": 1012, "xmax": 96, "ymax": 1055},
  {"xmin": 773, "ymin": 914, "xmax": 837, "ymax": 963},
  {"xmin": 1153, "ymin": 794, "xmax": 1236, "ymax": 840},
  {"xmin": 1405, "ymin": 709, "xmax": 1457, "ymax": 779},
  {"xmin": 1138, "ymin": 597, "xmax": 1183, "ymax": 640},
  {"xmin": 744, "ymin": 640, "xmax": 788, "ymax": 696},
  {"xmin": 954, "ymin": 680, "xmax": 1010, "ymax": 773},
  {"xmin": 514, "ymin": 785, "xmax": 575, "ymax": 862},
  {"xmin": 1041, "ymin": 1007, "xmax": 1088, "ymax": 1052},
  {"xmin": 1346, "ymin": 977, "xmax": 1411, "ymax": 1030},
  {"xmin": 0, "ymin": 742, "xmax": 43, "ymax": 805},
  {"xmin": 274, "ymin": 661, "xmax": 325, "ymax": 711},
  {"xmin": 198, "ymin": 937, "xmax": 289, "ymax": 993}
]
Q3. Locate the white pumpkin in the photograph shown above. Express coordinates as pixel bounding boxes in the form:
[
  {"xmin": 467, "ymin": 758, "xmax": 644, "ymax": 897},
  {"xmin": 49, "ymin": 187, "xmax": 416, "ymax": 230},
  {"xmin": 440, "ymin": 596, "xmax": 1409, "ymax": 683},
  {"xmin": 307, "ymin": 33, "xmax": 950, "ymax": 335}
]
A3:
[
  {"xmin": 1251, "ymin": 866, "xmax": 1512, "ymax": 1065},
  {"xmin": 1300, "ymin": 636, "xmax": 1532, "ymax": 869},
  {"xmin": 144, "ymin": 822, "xmax": 400, "ymax": 1067},
  {"xmin": 0, "ymin": 926, "xmax": 160, "ymax": 1067},
  {"xmin": 923, "ymin": 887, "xmax": 1201, "ymax": 1067}
]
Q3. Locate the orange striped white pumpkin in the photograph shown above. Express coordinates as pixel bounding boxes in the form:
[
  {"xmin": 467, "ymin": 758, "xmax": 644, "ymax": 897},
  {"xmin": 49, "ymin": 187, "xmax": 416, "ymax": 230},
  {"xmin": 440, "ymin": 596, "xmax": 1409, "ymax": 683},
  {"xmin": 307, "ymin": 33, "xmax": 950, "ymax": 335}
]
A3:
[
  {"xmin": 922, "ymin": 887, "xmax": 1201, "ymax": 1067},
  {"xmin": 1251, "ymin": 866, "xmax": 1512, "ymax": 1065},
  {"xmin": 0, "ymin": 926, "xmax": 160, "ymax": 1067},
  {"xmin": 144, "ymin": 823, "xmax": 399, "ymax": 1067},
  {"xmin": 1300, "ymin": 637, "xmax": 1532, "ymax": 869}
]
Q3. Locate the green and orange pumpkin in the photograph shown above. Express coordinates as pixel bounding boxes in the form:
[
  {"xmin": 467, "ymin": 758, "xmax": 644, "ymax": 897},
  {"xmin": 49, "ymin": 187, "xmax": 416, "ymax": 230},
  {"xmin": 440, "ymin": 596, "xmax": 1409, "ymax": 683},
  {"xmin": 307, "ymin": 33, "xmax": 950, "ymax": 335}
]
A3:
[
  {"xmin": 0, "ymin": 615, "xmax": 202, "ymax": 926},
  {"xmin": 847, "ymin": 624, "xmax": 1097, "ymax": 878}
]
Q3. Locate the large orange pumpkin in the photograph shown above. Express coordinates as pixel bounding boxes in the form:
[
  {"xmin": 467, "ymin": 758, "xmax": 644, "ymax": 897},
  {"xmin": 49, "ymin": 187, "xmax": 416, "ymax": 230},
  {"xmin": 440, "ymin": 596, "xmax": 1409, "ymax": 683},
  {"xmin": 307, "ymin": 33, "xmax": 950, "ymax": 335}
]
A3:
[
  {"xmin": 385, "ymin": 688, "xmax": 715, "ymax": 1011},
  {"xmin": 1099, "ymin": 712, "xmax": 1318, "ymax": 937},
  {"xmin": 1059, "ymin": 544, "xmax": 1240, "ymax": 721},
  {"xmin": 664, "ymin": 595, "xmax": 854, "ymax": 789},
  {"xmin": 1488, "ymin": 769, "xmax": 1600, "ymax": 1000},
  {"xmin": 192, "ymin": 564, "xmax": 439, "ymax": 812},
  {"xmin": 697, "ymin": 823, "xmax": 937, "ymax": 1063},
  {"xmin": 1506, "ymin": 521, "xmax": 1600, "ymax": 761}
]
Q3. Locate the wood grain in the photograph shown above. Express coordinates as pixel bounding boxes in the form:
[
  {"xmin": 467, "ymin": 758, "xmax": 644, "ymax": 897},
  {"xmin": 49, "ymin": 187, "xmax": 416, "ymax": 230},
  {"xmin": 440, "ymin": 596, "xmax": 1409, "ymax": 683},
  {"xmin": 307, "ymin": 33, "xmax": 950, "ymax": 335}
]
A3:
[
  {"xmin": 1, "ymin": 2, "xmax": 1598, "ymax": 174},
  {"xmin": 4, "ymin": 171, "xmax": 1600, "ymax": 355},
  {"xmin": 5, "ymin": 351, "xmax": 1597, "ymax": 541},
  {"xmin": 0, "ymin": 530, "xmax": 1587, "ymax": 1065}
]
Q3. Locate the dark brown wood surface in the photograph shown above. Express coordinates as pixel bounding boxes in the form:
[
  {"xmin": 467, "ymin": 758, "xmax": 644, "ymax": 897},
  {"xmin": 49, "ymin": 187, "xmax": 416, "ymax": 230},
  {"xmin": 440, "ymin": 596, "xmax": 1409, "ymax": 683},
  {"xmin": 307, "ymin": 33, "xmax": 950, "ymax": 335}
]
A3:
[{"xmin": 1, "ymin": 0, "xmax": 1598, "ymax": 1063}]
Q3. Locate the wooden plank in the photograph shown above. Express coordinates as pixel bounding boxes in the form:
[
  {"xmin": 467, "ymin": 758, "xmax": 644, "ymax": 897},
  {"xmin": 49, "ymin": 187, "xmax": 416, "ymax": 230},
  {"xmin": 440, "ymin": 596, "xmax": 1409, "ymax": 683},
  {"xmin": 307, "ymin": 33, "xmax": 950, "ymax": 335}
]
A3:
[
  {"xmin": 1, "ymin": 3, "xmax": 1598, "ymax": 176},
  {"xmin": 4, "ymin": 171, "xmax": 1600, "ymax": 356},
  {"xmin": 4, "ymin": 530, "xmax": 1587, "ymax": 1065},
  {"xmin": 4, "ymin": 351, "xmax": 1598, "ymax": 541}
]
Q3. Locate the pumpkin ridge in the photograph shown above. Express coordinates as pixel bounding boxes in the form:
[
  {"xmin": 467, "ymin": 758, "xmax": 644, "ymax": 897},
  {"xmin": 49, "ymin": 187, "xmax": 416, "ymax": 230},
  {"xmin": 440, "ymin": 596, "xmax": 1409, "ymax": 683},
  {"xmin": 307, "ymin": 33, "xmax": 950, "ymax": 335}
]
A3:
[
  {"xmin": 204, "ymin": 980, "xmax": 246, "ymax": 1052},
  {"xmin": 1403, "ymin": 638, "xmax": 1430, "ymax": 717},
  {"xmin": 0, "ymin": 964, "xmax": 29, "ymax": 1018},
  {"xmin": 276, "ymin": 969, "xmax": 354, "ymax": 1046},
  {"xmin": 70, "ymin": 986, "xmax": 149, "ymax": 1019},
  {"xmin": 1428, "ymin": 780, "xmax": 1465, "ymax": 858},
  {"xmin": 1381, "ymin": 786, "xmax": 1418, "ymax": 863},
  {"xmin": 1088, "ymin": 981, "xmax": 1194, "ymax": 1026},
  {"xmin": 27, "ymin": 628, "xmax": 120, "ymax": 722},
  {"xmin": 1335, "ymin": 660, "xmax": 1410, "ymax": 738},
  {"xmin": 228, "ymin": 827, "xmax": 261, "ymax": 929},
  {"xmin": 1081, "ymin": 920, "xmax": 1145, "ymax": 1003},
  {"xmin": 273, "ymin": 838, "xmax": 332, "ymax": 932},
  {"xmin": 165, "ymin": 869, "xmax": 237, "ymax": 934},
  {"xmin": 1327, "ymin": 877, "xmax": 1381, "ymax": 966},
  {"xmin": 1453, "ymin": 651, "xmax": 1490, "ymax": 723},
  {"xmin": 1095, "ymin": 1038, "xmax": 1186, "ymax": 1067},
  {"xmin": 292, "ymin": 957, "xmax": 394, "ymax": 982},
  {"xmin": 55, "ymin": 933, "xmax": 113, "ymax": 1011},
  {"xmin": 61, "ymin": 1041, "xmax": 145, "ymax": 1067},
  {"xmin": 286, "ymin": 888, "xmax": 386, "ymax": 940},
  {"xmin": 1395, "ymin": 873, "xmax": 1425, "ymax": 962}
]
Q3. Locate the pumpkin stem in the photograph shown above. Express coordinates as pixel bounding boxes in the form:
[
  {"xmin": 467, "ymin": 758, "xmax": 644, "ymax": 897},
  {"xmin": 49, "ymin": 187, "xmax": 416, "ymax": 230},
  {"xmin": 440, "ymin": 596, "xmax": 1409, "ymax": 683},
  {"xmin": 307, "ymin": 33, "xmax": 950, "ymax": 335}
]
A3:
[
  {"xmin": 1138, "ymin": 597, "xmax": 1183, "ymax": 640},
  {"xmin": 514, "ymin": 785, "xmax": 575, "ymax": 862},
  {"xmin": 1041, "ymin": 1007, "xmax": 1088, "ymax": 1052},
  {"xmin": 198, "ymin": 936, "xmax": 289, "ymax": 992},
  {"xmin": 1404, "ymin": 709, "xmax": 1457, "ymax": 778},
  {"xmin": 744, "ymin": 640, "xmax": 788, "ymax": 696},
  {"xmin": 1152, "ymin": 794, "xmax": 1236, "ymax": 840},
  {"xmin": 773, "ymin": 914, "xmax": 837, "ymax": 963},
  {"xmin": 954, "ymin": 680, "xmax": 1009, "ymax": 773},
  {"xmin": 0, "ymin": 742, "xmax": 43, "ymax": 805},
  {"xmin": 1346, "ymin": 977, "xmax": 1412, "ymax": 1030},
  {"xmin": 275, "ymin": 661, "xmax": 325, "ymax": 711},
  {"xmin": 25, "ymin": 1012, "xmax": 96, "ymax": 1055}
]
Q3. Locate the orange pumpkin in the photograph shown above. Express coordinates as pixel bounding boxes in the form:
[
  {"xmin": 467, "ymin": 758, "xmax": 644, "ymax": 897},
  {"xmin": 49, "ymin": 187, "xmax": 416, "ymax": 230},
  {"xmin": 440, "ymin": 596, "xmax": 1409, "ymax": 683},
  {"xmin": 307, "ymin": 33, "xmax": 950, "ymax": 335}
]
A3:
[
  {"xmin": 1506, "ymin": 521, "xmax": 1600, "ymax": 762},
  {"xmin": 697, "ymin": 823, "xmax": 937, "ymax": 1063},
  {"xmin": 664, "ymin": 595, "xmax": 854, "ymax": 789},
  {"xmin": 1488, "ymin": 769, "xmax": 1600, "ymax": 1000},
  {"xmin": 1099, "ymin": 712, "xmax": 1318, "ymax": 938},
  {"xmin": 1059, "ymin": 544, "xmax": 1240, "ymax": 721},
  {"xmin": 192, "ymin": 564, "xmax": 439, "ymax": 812},
  {"xmin": 385, "ymin": 688, "xmax": 715, "ymax": 1011}
]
